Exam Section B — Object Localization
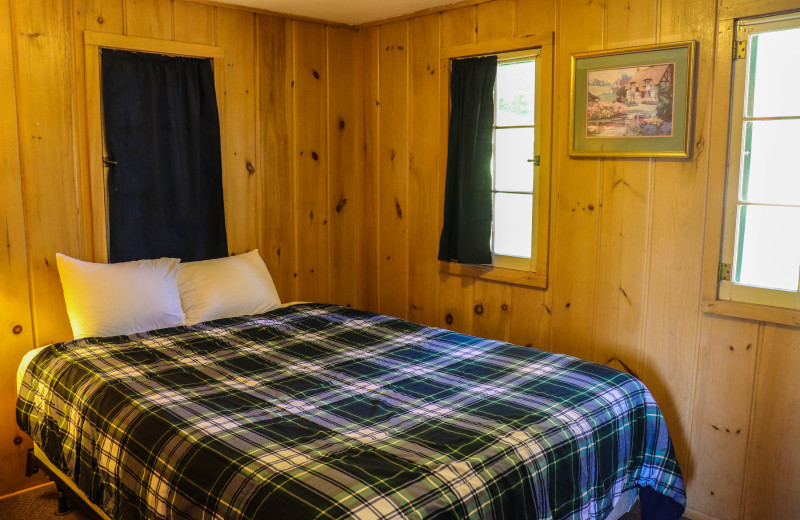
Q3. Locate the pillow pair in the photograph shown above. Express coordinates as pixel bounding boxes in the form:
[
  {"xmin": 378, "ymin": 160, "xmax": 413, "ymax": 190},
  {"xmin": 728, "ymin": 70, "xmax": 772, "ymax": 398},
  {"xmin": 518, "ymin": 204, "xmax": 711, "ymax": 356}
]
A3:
[{"xmin": 56, "ymin": 250, "xmax": 281, "ymax": 339}]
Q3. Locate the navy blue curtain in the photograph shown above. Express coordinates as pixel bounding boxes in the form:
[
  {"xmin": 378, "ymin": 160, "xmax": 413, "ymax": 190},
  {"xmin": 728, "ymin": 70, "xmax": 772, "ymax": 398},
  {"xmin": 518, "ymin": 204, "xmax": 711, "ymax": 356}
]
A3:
[
  {"xmin": 102, "ymin": 49, "xmax": 227, "ymax": 263},
  {"xmin": 437, "ymin": 56, "xmax": 497, "ymax": 265}
]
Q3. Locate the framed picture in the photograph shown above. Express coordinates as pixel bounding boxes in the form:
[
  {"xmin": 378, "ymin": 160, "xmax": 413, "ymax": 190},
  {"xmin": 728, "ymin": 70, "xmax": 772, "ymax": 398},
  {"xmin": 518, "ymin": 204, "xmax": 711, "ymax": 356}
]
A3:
[{"xmin": 569, "ymin": 41, "xmax": 696, "ymax": 157}]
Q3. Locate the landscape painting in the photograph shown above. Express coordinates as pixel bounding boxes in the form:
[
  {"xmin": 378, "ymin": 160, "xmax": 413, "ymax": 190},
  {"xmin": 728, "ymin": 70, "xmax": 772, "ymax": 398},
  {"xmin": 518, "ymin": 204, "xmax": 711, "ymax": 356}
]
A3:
[
  {"xmin": 585, "ymin": 63, "xmax": 674, "ymax": 138},
  {"xmin": 569, "ymin": 41, "xmax": 695, "ymax": 157}
]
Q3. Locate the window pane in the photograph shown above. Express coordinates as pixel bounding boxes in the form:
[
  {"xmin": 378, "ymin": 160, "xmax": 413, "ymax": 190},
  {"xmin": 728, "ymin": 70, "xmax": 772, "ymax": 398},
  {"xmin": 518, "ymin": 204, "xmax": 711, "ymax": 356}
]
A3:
[
  {"xmin": 736, "ymin": 204, "xmax": 800, "ymax": 291},
  {"xmin": 741, "ymin": 120, "xmax": 800, "ymax": 205},
  {"xmin": 496, "ymin": 61, "xmax": 535, "ymax": 126},
  {"xmin": 494, "ymin": 127, "xmax": 534, "ymax": 193},
  {"xmin": 493, "ymin": 193, "xmax": 532, "ymax": 258},
  {"xmin": 748, "ymin": 28, "xmax": 800, "ymax": 118}
]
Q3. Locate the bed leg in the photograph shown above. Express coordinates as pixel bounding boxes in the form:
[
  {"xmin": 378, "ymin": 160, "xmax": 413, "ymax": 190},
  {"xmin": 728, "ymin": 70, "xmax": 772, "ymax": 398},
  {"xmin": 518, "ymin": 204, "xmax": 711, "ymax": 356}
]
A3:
[{"xmin": 54, "ymin": 484, "xmax": 72, "ymax": 516}]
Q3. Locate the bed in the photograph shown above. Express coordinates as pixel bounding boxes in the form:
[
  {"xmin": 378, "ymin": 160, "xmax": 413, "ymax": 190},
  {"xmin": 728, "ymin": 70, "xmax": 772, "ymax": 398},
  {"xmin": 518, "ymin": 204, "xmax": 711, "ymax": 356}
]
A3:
[{"xmin": 16, "ymin": 302, "xmax": 685, "ymax": 520}]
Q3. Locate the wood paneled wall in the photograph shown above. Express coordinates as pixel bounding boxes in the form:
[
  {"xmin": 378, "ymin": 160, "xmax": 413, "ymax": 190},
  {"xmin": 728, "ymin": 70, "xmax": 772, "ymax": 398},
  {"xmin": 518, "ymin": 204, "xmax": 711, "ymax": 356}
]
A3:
[
  {"xmin": 0, "ymin": 0, "xmax": 359, "ymax": 496},
  {"xmin": 2, "ymin": 0, "xmax": 799, "ymax": 518},
  {"xmin": 359, "ymin": 1, "xmax": 800, "ymax": 519}
]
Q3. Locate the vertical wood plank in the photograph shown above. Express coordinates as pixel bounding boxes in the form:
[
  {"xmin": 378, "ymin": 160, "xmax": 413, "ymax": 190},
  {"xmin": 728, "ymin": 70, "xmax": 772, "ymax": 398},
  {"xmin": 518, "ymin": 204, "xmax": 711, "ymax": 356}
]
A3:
[
  {"xmin": 174, "ymin": 0, "xmax": 214, "ymax": 44},
  {"xmin": 73, "ymin": 0, "xmax": 124, "ymax": 263},
  {"xmin": 508, "ymin": 286, "xmax": 551, "ymax": 350},
  {"xmin": 258, "ymin": 15, "xmax": 296, "ymax": 302},
  {"xmin": 549, "ymin": 0, "xmax": 605, "ymax": 361},
  {"xmin": 441, "ymin": 6, "xmax": 477, "ymax": 48},
  {"xmin": 327, "ymin": 26, "xmax": 359, "ymax": 308},
  {"xmin": 75, "ymin": 0, "xmax": 124, "ymax": 34},
  {"xmin": 516, "ymin": 0, "xmax": 555, "ymax": 36},
  {"xmin": 477, "ymin": 0, "xmax": 515, "ymax": 41},
  {"xmin": 640, "ymin": 0, "xmax": 717, "ymax": 471},
  {"xmin": 687, "ymin": 315, "xmax": 759, "ymax": 518},
  {"xmin": 743, "ymin": 324, "xmax": 800, "ymax": 518},
  {"xmin": 123, "ymin": 0, "xmax": 171, "ymax": 39},
  {"xmin": 407, "ymin": 14, "xmax": 440, "ymax": 325},
  {"xmin": 293, "ymin": 21, "xmax": 329, "ymax": 302},
  {"xmin": 217, "ymin": 9, "xmax": 258, "ymax": 255},
  {"xmin": 13, "ymin": 0, "xmax": 81, "ymax": 345},
  {"xmin": 438, "ymin": 273, "xmax": 474, "ymax": 335},
  {"xmin": 378, "ymin": 20, "xmax": 409, "ymax": 319},
  {"xmin": 472, "ymin": 279, "xmax": 511, "ymax": 341},
  {"xmin": 360, "ymin": 26, "xmax": 380, "ymax": 313},
  {"xmin": 592, "ymin": 0, "xmax": 657, "ymax": 372},
  {"xmin": 0, "ymin": 0, "xmax": 45, "ymax": 496}
]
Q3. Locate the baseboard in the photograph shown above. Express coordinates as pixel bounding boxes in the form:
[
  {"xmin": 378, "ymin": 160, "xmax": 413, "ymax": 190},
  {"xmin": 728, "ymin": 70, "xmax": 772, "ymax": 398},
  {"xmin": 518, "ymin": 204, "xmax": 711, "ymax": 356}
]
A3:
[
  {"xmin": 684, "ymin": 506, "xmax": 723, "ymax": 520},
  {"xmin": 0, "ymin": 481, "xmax": 52, "ymax": 502}
]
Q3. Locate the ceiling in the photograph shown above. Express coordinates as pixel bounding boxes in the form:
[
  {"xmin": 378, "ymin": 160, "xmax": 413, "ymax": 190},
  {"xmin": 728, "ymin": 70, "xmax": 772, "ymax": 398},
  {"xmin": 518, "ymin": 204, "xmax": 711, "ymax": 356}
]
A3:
[{"xmin": 208, "ymin": 0, "xmax": 462, "ymax": 25}]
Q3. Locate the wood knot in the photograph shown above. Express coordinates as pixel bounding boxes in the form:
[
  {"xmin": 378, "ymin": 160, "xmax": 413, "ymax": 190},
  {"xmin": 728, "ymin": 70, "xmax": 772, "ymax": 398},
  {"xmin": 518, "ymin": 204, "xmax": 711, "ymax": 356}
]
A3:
[
  {"xmin": 394, "ymin": 198, "xmax": 402, "ymax": 219},
  {"xmin": 312, "ymin": 70, "xmax": 320, "ymax": 79},
  {"xmin": 336, "ymin": 197, "xmax": 347, "ymax": 212},
  {"xmin": 474, "ymin": 304, "xmax": 484, "ymax": 315},
  {"xmin": 339, "ymin": 120, "xmax": 345, "ymax": 129},
  {"xmin": 97, "ymin": 16, "xmax": 104, "ymax": 24},
  {"xmin": 445, "ymin": 313, "xmax": 454, "ymax": 325},
  {"xmin": 311, "ymin": 152, "xmax": 319, "ymax": 161},
  {"xmin": 501, "ymin": 304, "xmax": 508, "ymax": 311},
  {"xmin": 246, "ymin": 162, "xmax": 255, "ymax": 174},
  {"xmin": 13, "ymin": 436, "xmax": 22, "ymax": 445},
  {"xmin": 12, "ymin": 325, "xmax": 22, "ymax": 335}
]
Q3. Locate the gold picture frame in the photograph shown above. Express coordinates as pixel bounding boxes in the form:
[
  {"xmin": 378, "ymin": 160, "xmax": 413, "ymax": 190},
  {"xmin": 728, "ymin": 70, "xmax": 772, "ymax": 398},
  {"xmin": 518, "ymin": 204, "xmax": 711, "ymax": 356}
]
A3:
[{"xmin": 568, "ymin": 41, "xmax": 696, "ymax": 157}]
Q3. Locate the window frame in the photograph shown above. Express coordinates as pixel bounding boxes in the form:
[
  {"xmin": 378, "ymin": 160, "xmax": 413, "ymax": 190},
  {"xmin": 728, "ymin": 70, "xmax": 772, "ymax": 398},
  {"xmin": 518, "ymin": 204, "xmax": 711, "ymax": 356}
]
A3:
[
  {"xmin": 718, "ymin": 11, "xmax": 800, "ymax": 310},
  {"xmin": 490, "ymin": 50, "xmax": 541, "ymax": 272},
  {"xmin": 438, "ymin": 34, "xmax": 553, "ymax": 289},
  {"xmin": 82, "ymin": 32, "xmax": 225, "ymax": 263},
  {"xmin": 701, "ymin": 9, "xmax": 800, "ymax": 327}
]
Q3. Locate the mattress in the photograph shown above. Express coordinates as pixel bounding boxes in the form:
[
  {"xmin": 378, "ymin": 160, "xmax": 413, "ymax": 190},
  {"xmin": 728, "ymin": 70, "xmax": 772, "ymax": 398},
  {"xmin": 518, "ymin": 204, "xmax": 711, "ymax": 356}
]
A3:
[{"xmin": 17, "ymin": 303, "xmax": 685, "ymax": 519}]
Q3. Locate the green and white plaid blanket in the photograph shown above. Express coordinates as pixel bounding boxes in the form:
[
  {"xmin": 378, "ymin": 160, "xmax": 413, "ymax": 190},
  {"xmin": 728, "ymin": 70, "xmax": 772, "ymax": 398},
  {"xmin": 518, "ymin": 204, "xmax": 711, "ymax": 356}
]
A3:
[{"xmin": 17, "ymin": 304, "xmax": 685, "ymax": 519}]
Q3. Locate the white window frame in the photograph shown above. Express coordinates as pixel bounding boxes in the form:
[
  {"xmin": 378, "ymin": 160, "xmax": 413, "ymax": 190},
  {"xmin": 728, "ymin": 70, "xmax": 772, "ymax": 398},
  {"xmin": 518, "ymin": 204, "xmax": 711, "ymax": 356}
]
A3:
[
  {"xmin": 719, "ymin": 11, "xmax": 800, "ymax": 310},
  {"xmin": 491, "ymin": 50, "xmax": 541, "ymax": 272}
]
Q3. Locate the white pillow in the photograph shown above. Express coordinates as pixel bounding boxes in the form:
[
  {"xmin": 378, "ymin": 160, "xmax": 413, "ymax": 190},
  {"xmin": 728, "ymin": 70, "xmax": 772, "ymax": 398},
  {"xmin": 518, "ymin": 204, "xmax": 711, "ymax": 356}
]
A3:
[
  {"xmin": 177, "ymin": 249, "xmax": 281, "ymax": 326},
  {"xmin": 56, "ymin": 254, "xmax": 186, "ymax": 339}
]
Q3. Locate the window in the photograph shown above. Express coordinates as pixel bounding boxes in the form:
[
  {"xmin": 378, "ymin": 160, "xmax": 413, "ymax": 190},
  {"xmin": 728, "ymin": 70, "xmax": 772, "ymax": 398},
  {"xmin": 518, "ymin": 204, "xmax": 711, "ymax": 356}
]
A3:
[
  {"xmin": 719, "ymin": 11, "xmax": 800, "ymax": 309},
  {"xmin": 439, "ymin": 41, "xmax": 551, "ymax": 288},
  {"xmin": 491, "ymin": 52, "xmax": 539, "ymax": 271}
]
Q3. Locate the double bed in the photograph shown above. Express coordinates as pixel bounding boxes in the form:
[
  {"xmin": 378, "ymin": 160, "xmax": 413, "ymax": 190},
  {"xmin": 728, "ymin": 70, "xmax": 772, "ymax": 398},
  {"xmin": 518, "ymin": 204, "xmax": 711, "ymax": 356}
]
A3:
[{"xmin": 16, "ymin": 302, "xmax": 685, "ymax": 519}]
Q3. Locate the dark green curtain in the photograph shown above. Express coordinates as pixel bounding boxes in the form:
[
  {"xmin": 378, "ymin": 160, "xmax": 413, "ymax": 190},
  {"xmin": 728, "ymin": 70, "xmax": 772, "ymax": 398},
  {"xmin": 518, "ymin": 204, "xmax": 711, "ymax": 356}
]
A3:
[
  {"xmin": 437, "ymin": 56, "xmax": 497, "ymax": 265},
  {"xmin": 102, "ymin": 50, "xmax": 228, "ymax": 263}
]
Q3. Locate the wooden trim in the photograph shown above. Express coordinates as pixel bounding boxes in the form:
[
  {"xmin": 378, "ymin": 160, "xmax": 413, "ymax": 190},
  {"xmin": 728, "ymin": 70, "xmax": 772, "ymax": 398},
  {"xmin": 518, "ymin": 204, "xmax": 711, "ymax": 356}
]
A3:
[
  {"xmin": 440, "ymin": 261, "xmax": 547, "ymax": 288},
  {"xmin": 84, "ymin": 31, "xmax": 224, "ymax": 58},
  {"xmin": 684, "ymin": 506, "xmax": 724, "ymax": 520},
  {"xmin": 358, "ymin": 0, "xmax": 496, "ymax": 28},
  {"xmin": 0, "ymin": 481, "xmax": 52, "ymax": 501},
  {"xmin": 702, "ymin": 299, "xmax": 800, "ymax": 327},
  {"xmin": 440, "ymin": 32, "xmax": 553, "ymax": 59},
  {"xmin": 183, "ymin": 0, "xmax": 354, "ymax": 28},
  {"xmin": 82, "ymin": 31, "xmax": 225, "ymax": 262},
  {"xmin": 719, "ymin": 1, "xmax": 800, "ymax": 22}
]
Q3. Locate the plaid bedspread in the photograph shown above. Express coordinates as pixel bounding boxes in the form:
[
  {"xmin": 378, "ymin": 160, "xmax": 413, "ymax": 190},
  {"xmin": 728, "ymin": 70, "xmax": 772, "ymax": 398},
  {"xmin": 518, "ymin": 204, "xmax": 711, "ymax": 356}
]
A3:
[{"xmin": 17, "ymin": 303, "xmax": 685, "ymax": 520}]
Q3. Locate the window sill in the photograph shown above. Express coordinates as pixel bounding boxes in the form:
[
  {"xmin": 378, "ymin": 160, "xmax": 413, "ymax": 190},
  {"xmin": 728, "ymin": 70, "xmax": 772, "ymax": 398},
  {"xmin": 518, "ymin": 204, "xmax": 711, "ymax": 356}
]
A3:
[
  {"xmin": 439, "ymin": 261, "xmax": 547, "ymax": 289},
  {"xmin": 702, "ymin": 299, "xmax": 800, "ymax": 327}
]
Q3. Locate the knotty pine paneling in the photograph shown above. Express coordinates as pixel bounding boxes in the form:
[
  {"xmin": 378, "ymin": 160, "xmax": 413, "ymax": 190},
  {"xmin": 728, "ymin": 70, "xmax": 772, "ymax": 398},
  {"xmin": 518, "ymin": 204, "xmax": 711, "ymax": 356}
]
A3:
[
  {"xmin": 3, "ymin": 0, "xmax": 800, "ymax": 517},
  {"xmin": 258, "ymin": 15, "xmax": 296, "ymax": 302},
  {"xmin": 0, "ymin": 0, "xmax": 46, "ymax": 496},
  {"xmin": 327, "ymin": 26, "xmax": 360, "ymax": 309},
  {"xmin": 293, "ymin": 21, "xmax": 330, "ymax": 303},
  {"xmin": 0, "ymin": 0, "xmax": 358, "ymax": 497},
  {"xmin": 217, "ymin": 8, "xmax": 259, "ymax": 255},
  {"xmin": 359, "ymin": 0, "xmax": 800, "ymax": 519}
]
